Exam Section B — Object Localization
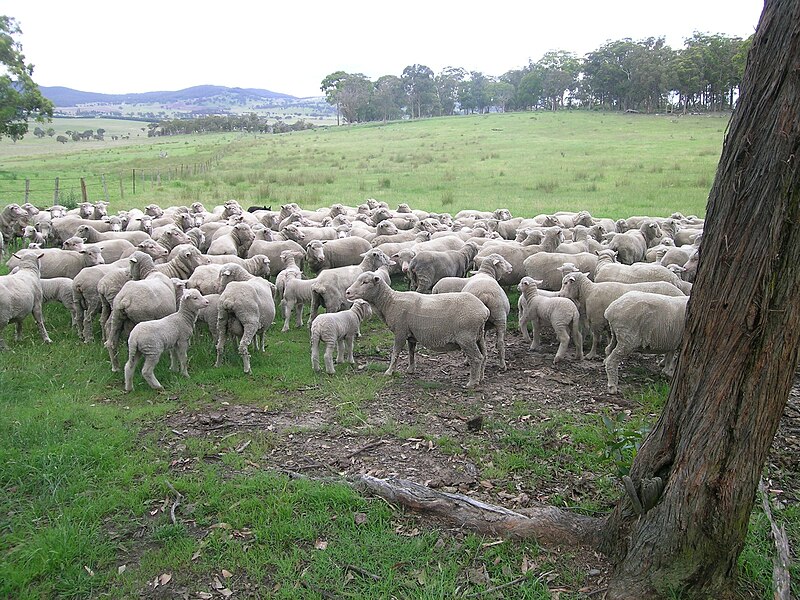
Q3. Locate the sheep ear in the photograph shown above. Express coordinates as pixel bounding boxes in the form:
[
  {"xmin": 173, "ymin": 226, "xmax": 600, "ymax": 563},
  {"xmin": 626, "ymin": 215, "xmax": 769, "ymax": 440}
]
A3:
[
  {"xmin": 37, "ymin": 252, "xmax": 45, "ymax": 259},
  {"xmin": 387, "ymin": 260, "xmax": 396, "ymax": 266},
  {"xmin": 129, "ymin": 256, "xmax": 138, "ymax": 263},
  {"xmin": 11, "ymin": 252, "xmax": 20, "ymax": 259},
  {"xmin": 533, "ymin": 279, "xmax": 544, "ymax": 286}
]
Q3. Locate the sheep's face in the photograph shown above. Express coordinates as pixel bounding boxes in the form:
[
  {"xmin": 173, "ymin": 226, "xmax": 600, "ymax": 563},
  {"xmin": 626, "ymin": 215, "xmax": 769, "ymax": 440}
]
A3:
[
  {"xmin": 345, "ymin": 272, "xmax": 380, "ymax": 301},
  {"xmin": 558, "ymin": 274, "xmax": 583, "ymax": 300},
  {"xmin": 138, "ymin": 240, "xmax": 169, "ymax": 260},
  {"xmin": 306, "ymin": 242, "xmax": 325, "ymax": 265},
  {"xmin": 83, "ymin": 247, "xmax": 105, "ymax": 266},
  {"xmin": 63, "ymin": 237, "xmax": 84, "ymax": 251},
  {"xmin": 107, "ymin": 217, "xmax": 123, "ymax": 232},
  {"xmin": 490, "ymin": 255, "xmax": 513, "ymax": 277}
]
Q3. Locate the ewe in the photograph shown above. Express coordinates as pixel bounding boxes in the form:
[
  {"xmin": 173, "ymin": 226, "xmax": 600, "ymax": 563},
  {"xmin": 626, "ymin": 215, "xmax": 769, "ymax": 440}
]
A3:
[{"xmin": 310, "ymin": 299, "xmax": 373, "ymax": 374}]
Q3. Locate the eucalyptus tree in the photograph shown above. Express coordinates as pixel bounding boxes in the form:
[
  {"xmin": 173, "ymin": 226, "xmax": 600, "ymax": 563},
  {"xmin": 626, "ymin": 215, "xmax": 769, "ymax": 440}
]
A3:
[
  {"xmin": 401, "ymin": 64, "xmax": 437, "ymax": 118},
  {"xmin": 434, "ymin": 66, "xmax": 466, "ymax": 116},
  {"xmin": 0, "ymin": 16, "xmax": 53, "ymax": 140},
  {"xmin": 536, "ymin": 50, "xmax": 581, "ymax": 110},
  {"xmin": 320, "ymin": 70, "xmax": 348, "ymax": 125},
  {"xmin": 373, "ymin": 75, "xmax": 405, "ymax": 122}
]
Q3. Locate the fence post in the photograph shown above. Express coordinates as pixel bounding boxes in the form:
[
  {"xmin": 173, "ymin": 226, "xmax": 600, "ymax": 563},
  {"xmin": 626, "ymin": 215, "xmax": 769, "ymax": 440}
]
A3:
[
  {"xmin": 132, "ymin": 169, "xmax": 136, "ymax": 195},
  {"xmin": 119, "ymin": 177, "xmax": 124, "ymax": 201},
  {"xmin": 80, "ymin": 178, "xmax": 88, "ymax": 202},
  {"xmin": 102, "ymin": 175, "xmax": 109, "ymax": 202},
  {"xmin": 54, "ymin": 177, "xmax": 60, "ymax": 204},
  {"xmin": 24, "ymin": 179, "xmax": 30, "ymax": 203}
]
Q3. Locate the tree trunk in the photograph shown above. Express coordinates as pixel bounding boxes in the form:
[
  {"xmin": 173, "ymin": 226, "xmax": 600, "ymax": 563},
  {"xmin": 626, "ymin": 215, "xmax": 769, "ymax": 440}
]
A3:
[{"xmin": 601, "ymin": 1, "xmax": 800, "ymax": 597}]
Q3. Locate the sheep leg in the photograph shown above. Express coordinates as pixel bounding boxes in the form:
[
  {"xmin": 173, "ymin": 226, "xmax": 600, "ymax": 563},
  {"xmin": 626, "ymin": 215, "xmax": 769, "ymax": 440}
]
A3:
[
  {"xmin": 105, "ymin": 312, "xmax": 124, "ymax": 372},
  {"xmin": 140, "ymin": 353, "xmax": 165, "ymax": 391},
  {"xmin": 585, "ymin": 323, "xmax": 604, "ymax": 360},
  {"xmin": 30, "ymin": 300, "xmax": 51, "ymax": 344},
  {"xmin": 604, "ymin": 344, "xmax": 628, "ymax": 394},
  {"xmin": 661, "ymin": 351, "xmax": 678, "ymax": 378},
  {"xmin": 238, "ymin": 324, "xmax": 258, "ymax": 374},
  {"xmin": 215, "ymin": 313, "xmax": 228, "ymax": 367},
  {"xmin": 281, "ymin": 299, "xmax": 292, "ymax": 332},
  {"xmin": 124, "ymin": 349, "xmax": 141, "ymax": 392},
  {"xmin": 14, "ymin": 320, "xmax": 23, "ymax": 342},
  {"xmin": 572, "ymin": 317, "xmax": 584, "ymax": 361},
  {"xmin": 496, "ymin": 322, "xmax": 507, "ymax": 371},
  {"xmin": 518, "ymin": 306, "xmax": 531, "ymax": 342},
  {"xmin": 529, "ymin": 317, "xmax": 541, "ymax": 352},
  {"xmin": 407, "ymin": 339, "xmax": 416, "ymax": 373},
  {"xmin": 462, "ymin": 339, "xmax": 484, "ymax": 388},
  {"xmin": 324, "ymin": 341, "xmax": 336, "ymax": 374},
  {"xmin": 344, "ymin": 335, "xmax": 355, "ymax": 365},
  {"xmin": 175, "ymin": 340, "xmax": 190, "ymax": 377},
  {"xmin": 0, "ymin": 325, "xmax": 7, "ymax": 350},
  {"xmin": 310, "ymin": 332, "xmax": 322, "ymax": 373},
  {"xmin": 295, "ymin": 304, "xmax": 304, "ymax": 327},
  {"xmin": 385, "ymin": 336, "xmax": 406, "ymax": 376},
  {"xmin": 553, "ymin": 326, "xmax": 571, "ymax": 365}
]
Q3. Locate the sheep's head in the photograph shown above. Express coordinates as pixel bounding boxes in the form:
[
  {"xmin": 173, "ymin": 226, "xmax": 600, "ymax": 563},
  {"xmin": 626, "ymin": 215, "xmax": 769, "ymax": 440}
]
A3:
[
  {"xmin": 180, "ymin": 288, "xmax": 210, "ymax": 311},
  {"xmin": 351, "ymin": 299, "xmax": 373, "ymax": 321},
  {"xmin": 558, "ymin": 272, "xmax": 587, "ymax": 299},
  {"xmin": 62, "ymin": 236, "xmax": 85, "ymax": 251},
  {"xmin": 306, "ymin": 241, "xmax": 325, "ymax": 265},
  {"xmin": 345, "ymin": 271, "xmax": 382, "ymax": 301},
  {"xmin": 486, "ymin": 254, "xmax": 513, "ymax": 278},
  {"xmin": 138, "ymin": 239, "xmax": 169, "ymax": 260},
  {"xmin": 596, "ymin": 249, "xmax": 617, "ymax": 262}
]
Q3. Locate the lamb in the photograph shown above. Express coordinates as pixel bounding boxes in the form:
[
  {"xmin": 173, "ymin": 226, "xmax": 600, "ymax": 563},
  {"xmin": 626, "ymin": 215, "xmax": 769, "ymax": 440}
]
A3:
[
  {"xmin": 345, "ymin": 271, "xmax": 489, "ymax": 388},
  {"xmin": 105, "ymin": 252, "xmax": 182, "ymax": 372},
  {"xmin": 39, "ymin": 277, "xmax": 78, "ymax": 326},
  {"xmin": 517, "ymin": 277, "xmax": 583, "ymax": 364},
  {"xmin": 522, "ymin": 251, "xmax": 599, "ymax": 291},
  {"xmin": 305, "ymin": 237, "xmax": 373, "ymax": 273},
  {"xmin": 594, "ymin": 249, "xmax": 692, "ymax": 294},
  {"xmin": 0, "ymin": 251, "xmax": 51, "ymax": 349},
  {"xmin": 280, "ymin": 271, "xmax": 315, "ymax": 332},
  {"xmin": 187, "ymin": 254, "xmax": 270, "ymax": 295},
  {"xmin": 6, "ymin": 246, "xmax": 105, "ymax": 279},
  {"xmin": 274, "ymin": 249, "xmax": 305, "ymax": 303},
  {"xmin": 603, "ymin": 291, "xmax": 690, "ymax": 393},
  {"xmin": 74, "ymin": 224, "xmax": 150, "ymax": 246},
  {"xmin": 22, "ymin": 225, "xmax": 46, "ymax": 248},
  {"xmin": 460, "ymin": 253, "xmax": 514, "ymax": 370},
  {"xmin": 558, "ymin": 271, "xmax": 687, "ymax": 359},
  {"xmin": 63, "ymin": 235, "xmax": 136, "ymax": 263},
  {"xmin": 215, "ymin": 263, "xmax": 276, "ymax": 374},
  {"xmin": 606, "ymin": 220, "xmax": 662, "ymax": 264},
  {"xmin": 246, "ymin": 239, "xmax": 306, "ymax": 272},
  {"xmin": 310, "ymin": 299, "xmax": 373, "ymax": 374},
  {"xmin": 123, "ymin": 288, "xmax": 210, "ymax": 391},
  {"xmin": 407, "ymin": 241, "xmax": 479, "ymax": 293},
  {"xmin": 309, "ymin": 248, "xmax": 394, "ymax": 322}
]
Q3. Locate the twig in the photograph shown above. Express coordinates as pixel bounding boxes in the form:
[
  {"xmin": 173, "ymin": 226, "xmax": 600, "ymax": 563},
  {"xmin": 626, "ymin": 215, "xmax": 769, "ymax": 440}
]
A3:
[
  {"xmin": 462, "ymin": 570, "xmax": 549, "ymax": 598},
  {"xmin": 300, "ymin": 580, "xmax": 337, "ymax": 599},
  {"xmin": 336, "ymin": 439, "xmax": 386, "ymax": 462},
  {"xmin": 759, "ymin": 478, "xmax": 792, "ymax": 600},
  {"xmin": 164, "ymin": 480, "xmax": 183, "ymax": 526},
  {"xmin": 344, "ymin": 564, "xmax": 381, "ymax": 581}
]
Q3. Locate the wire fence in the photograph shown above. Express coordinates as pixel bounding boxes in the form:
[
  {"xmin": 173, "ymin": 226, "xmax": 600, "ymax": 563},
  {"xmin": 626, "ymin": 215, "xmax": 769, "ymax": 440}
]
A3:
[{"xmin": 0, "ymin": 153, "xmax": 225, "ymax": 208}]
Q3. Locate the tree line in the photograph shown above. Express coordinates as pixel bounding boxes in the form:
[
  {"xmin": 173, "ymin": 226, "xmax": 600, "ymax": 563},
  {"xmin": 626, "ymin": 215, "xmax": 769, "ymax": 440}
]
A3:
[
  {"xmin": 321, "ymin": 33, "xmax": 751, "ymax": 123},
  {"xmin": 145, "ymin": 114, "xmax": 315, "ymax": 136}
]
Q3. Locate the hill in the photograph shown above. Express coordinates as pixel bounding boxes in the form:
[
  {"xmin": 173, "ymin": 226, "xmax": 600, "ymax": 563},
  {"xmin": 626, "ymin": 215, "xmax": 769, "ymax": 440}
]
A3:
[{"xmin": 40, "ymin": 85, "xmax": 335, "ymax": 122}]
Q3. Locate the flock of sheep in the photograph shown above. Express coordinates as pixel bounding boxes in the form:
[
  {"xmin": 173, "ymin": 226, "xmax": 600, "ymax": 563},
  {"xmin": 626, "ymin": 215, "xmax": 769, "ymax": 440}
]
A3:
[{"xmin": 0, "ymin": 198, "xmax": 702, "ymax": 393}]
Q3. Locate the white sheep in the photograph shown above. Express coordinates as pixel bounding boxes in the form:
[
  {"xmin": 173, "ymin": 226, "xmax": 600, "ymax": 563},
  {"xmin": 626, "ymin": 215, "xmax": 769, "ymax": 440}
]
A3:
[
  {"xmin": 345, "ymin": 271, "xmax": 489, "ymax": 388},
  {"xmin": 6, "ymin": 246, "xmax": 105, "ymax": 279},
  {"xmin": 39, "ymin": 277, "xmax": 78, "ymax": 327},
  {"xmin": 123, "ymin": 288, "xmax": 210, "ymax": 391},
  {"xmin": 280, "ymin": 271, "xmax": 315, "ymax": 332},
  {"xmin": 187, "ymin": 254, "xmax": 270, "ymax": 295},
  {"xmin": 215, "ymin": 263, "xmax": 276, "ymax": 374},
  {"xmin": 0, "ymin": 251, "xmax": 51, "ymax": 349},
  {"xmin": 517, "ymin": 277, "xmax": 583, "ymax": 364},
  {"xmin": 310, "ymin": 299, "xmax": 373, "ymax": 374},
  {"xmin": 603, "ymin": 291, "xmax": 690, "ymax": 393},
  {"xmin": 594, "ymin": 249, "xmax": 691, "ymax": 294}
]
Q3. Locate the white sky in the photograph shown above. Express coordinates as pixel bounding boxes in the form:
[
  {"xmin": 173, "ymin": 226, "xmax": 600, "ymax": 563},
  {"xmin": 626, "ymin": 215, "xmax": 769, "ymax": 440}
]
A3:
[{"xmin": 6, "ymin": 0, "xmax": 764, "ymax": 98}]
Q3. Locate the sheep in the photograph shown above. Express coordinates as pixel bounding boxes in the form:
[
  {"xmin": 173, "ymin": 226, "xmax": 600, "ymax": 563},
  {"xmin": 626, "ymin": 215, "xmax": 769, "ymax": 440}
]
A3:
[
  {"xmin": 215, "ymin": 263, "xmax": 276, "ymax": 374},
  {"xmin": 246, "ymin": 239, "xmax": 306, "ymax": 272},
  {"xmin": 309, "ymin": 248, "xmax": 394, "ymax": 322},
  {"xmin": 207, "ymin": 222, "xmax": 255, "ymax": 258},
  {"xmin": 305, "ymin": 237, "xmax": 373, "ymax": 273},
  {"xmin": 274, "ymin": 249, "xmax": 305, "ymax": 304},
  {"xmin": 280, "ymin": 272, "xmax": 315, "ymax": 332},
  {"xmin": 104, "ymin": 252, "xmax": 182, "ymax": 372},
  {"xmin": 153, "ymin": 226, "xmax": 192, "ymax": 254},
  {"xmin": 606, "ymin": 220, "xmax": 662, "ymax": 264},
  {"xmin": 407, "ymin": 241, "xmax": 479, "ymax": 294},
  {"xmin": 123, "ymin": 288, "xmax": 210, "ymax": 391},
  {"xmin": 517, "ymin": 277, "xmax": 583, "ymax": 364},
  {"xmin": 603, "ymin": 291, "xmax": 690, "ymax": 393},
  {"xmin": 473, "ymin": 228, "xmax": 565, "ymax": 286},
  {"xmin": 63, "ymin": 235, "xmax": 136, "ymax": 263},
  {"xmin": 522, "ymin": 251, "xmax": 599, "ymax": 291},
  {"xmin": 39, "ymin": 277, "xmax": 78, "ymax": 326},
  {"xmin": 517, "ymin": 266, "xmax": 579, "ymax": 342},
  {"xmin": 187, "ymin": 254, "xmax": 270, "ymax": 295},
  {"xmin": 558, "ymin": 271, "xmax": 687, "ymax": 359},
  {"xmin": 22, "ymin": 225, "xmax": 46, "ymax": 248},
  {"xmin": 460, "ymin": 253, "xmax": 514, "ymax": 370},
  {"xmin": 310, "ymin": 299, "xmax": 373, "ymax": 374},
  {"xmin": 0, "ymin": 203, "xmax": 29, "ymax": 247},
  {"xmin": 6, "ymin": 246, "xmax": 105, "ymax": 279},
  {"xmin": 74, "ymin": 224, "xmax": 150, "ymax": 246},
  {"xmin": 594, "ymin": 249, "xmax": 692, "ymax": 294},
  {"xmin": 49, "ymin": 216, "xmax": 117, "ymax": 246},
  {"xmin": 0, "ymin": 251, "xmax": 51, "ymax": 349},
  {"xmin": 345, "ymin": 271, "xmax": 489, "ymax": 388}
]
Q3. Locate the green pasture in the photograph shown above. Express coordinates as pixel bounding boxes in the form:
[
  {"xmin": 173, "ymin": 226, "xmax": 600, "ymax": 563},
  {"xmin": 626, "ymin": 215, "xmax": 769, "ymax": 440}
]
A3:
[
  {"xmin": 1, "ymin": 111, "xmax": 725, "ymax": 218},
  {"xmin": 1, "ymin": 111, "xmax": 796, "ymax": 599}
]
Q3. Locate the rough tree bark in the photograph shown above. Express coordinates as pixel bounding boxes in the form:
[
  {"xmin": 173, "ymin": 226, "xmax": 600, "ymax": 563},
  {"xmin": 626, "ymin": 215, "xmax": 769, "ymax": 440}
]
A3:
[{"xmin": 600, "ymin": 0, "xmax": 800, "ymax": 597}]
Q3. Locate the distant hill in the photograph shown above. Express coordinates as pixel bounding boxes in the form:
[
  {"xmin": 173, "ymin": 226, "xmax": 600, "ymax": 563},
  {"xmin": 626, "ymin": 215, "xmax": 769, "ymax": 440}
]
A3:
[
  {"xmin": 40, "ymin": 85, "xmax": 299, "ymax": 107},
  {"xmin": 39, "ymin": 85, "xmax": 335, "ymax": 122}
]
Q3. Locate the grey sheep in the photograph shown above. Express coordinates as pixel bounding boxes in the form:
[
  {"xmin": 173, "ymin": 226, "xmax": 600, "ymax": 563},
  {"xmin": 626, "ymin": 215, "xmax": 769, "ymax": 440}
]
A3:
[
  {"xmin": 124, "ymin": 288, "xmax": 210, "ymax": 392},
  {"xmin": 74, "ymin": 224, "xmax": 150, "ymax": 246},
  {"xmin": 474, "ymin": 228, "xmax": 565, "ymax": 286},
  {"xmin": 522, "ymin": 251, "xmax": 599, "ymax": 291},
  {"xmin": 604, "ymin": 291, "xmax": 690, "ymax": 393},
  {"xmin": 1, "ymin": 203, "xmax": 29, "ymax": 247},
  {"xmin": 594, "ymin": 249, "xmax": 692, "ymax": 294},
  {"xmin": 0, "ymin": 251, "xmax": 51, "ymax": 349},
  {"xmin": 274, "ymin": 249, "xmax": 305, "ymax": 304},
  {"xmin": 215, "ymin": 263, "xmax": 276, "ymax": 374},
  {"xmin": 606, "ymin": 220, "xmax": 662, "ymax": 264},
  {"xmin": 408, "ymin": 241, "xmax": 479, "ymax": 294},
  {"xmin": 39, "ymin": 277, "xmax": 78, "ymax": 326},
  {"xmin": 7, "ymin": 246, "xmax": 105, "ymax": 279},
  {"xmin": 188, "ymin": 254, "xmax": 270, "ymax": 295},
  {"xmin": 309, "ymin": 248, "xmax": 394, "ymax": 322},
  {"xmin": 246, "ymin": 239, "xmax": 306, "ymax": 272},
  {"xmin": 345, "ymin": 271, "xmax": 489, "ymax": 388},
  {"xmin": 518, "ymin": 266, "xmax": 579, "ymax": 342},
  {"xmin": 305, "ymin": 237, "xmax": 373, "ymax": 273},
  {"xmin": 558, "ymin": 271, "xmax": 687, "ymax": 359},
  {"xmin": 62, "ymin": 235, "xmax": 136, "ymax": 263},
  {"xmin": 517, "ymin": 277, "xmax": 583, "ymax": 365},
  {"xmin": 310, "ymin": 299, "xmax": 373, "ymax": 374},
  {"xmin": 207, "ymin": 222, "xmax": 255, "ymax": 258},
  {"xmin": 280, "ymin": 271, "xmax": 315, "ymax": 332}
]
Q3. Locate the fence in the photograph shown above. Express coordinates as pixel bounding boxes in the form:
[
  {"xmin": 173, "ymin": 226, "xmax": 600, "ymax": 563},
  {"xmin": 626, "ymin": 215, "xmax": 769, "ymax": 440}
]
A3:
[{"xmin": 0, "ymin": 154, "xmax": 224, "ymax": 208}]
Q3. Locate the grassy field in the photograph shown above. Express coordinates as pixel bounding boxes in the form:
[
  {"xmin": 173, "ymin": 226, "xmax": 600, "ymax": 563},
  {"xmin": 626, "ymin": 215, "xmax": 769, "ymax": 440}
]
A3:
[{"xmin": 1, "ymin": 111, "xmax": 797, "ymax": 599}]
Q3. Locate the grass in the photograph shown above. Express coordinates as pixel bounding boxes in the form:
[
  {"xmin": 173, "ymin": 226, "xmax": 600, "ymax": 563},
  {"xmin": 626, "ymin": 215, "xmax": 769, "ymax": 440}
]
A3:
[{"xmin": 1, "ymin": 111, "xmax": 797, "ymax": 598}]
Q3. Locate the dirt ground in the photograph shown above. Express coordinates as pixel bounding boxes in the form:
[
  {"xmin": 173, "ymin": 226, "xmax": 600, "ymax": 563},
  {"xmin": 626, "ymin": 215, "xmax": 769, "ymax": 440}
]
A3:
[{"xmin": 153, "ymin": 330, "xmax": 799, "ymax": 590}]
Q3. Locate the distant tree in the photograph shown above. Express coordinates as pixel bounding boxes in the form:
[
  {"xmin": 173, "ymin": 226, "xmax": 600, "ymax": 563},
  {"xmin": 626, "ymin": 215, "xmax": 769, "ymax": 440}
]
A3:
[
  {"xmin": 0, "ymin": 16, "xmax": 53, "ymax": 140},
  {"xmin": 402, "ymin": 64, "xmax": 437, "ymax": 118},
  {"xmin": 337, "ymin": 73, "xmax": 371, "ymax": 123},
  {"xmin": 321, "ymin": 70, "xmax": 348, "ymax": 125},
  {"xmin": 56, "ymin": 135, "xmax": 67, "ymax": 144},
  {"xmin": 96, "ymin": 127, "xmax": 105, "ymax": 139},
  {"xmin": 373, "ymin": 75, "xmax": 405, "ymax": 122},
  {"xmin": 517, "ymin": 69, "xmax": 543, "ymax": 110},
  {"xmin": 435, "ymin": 66, "xmax": 466, "ymax": 116},
  {"xmin": 487, "ymin": 80, "xmax": 515, "ymax": 112},
  {"xmin": 33, "ymin": 126, "xmax": 45, "ymax": 138},
  {"xmin": 536, "ymin": 50, "xmax": 581, "ymax": 110},
  {"xmin": 46, "ymin": 127, "xmax": 55, "ymax": 137}
]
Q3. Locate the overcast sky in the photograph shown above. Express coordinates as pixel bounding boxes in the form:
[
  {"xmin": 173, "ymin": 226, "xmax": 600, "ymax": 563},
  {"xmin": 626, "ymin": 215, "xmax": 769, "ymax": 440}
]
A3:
[{"xmin": 6, "ymin": 1, "xmax": 764, "ymax": 98}]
